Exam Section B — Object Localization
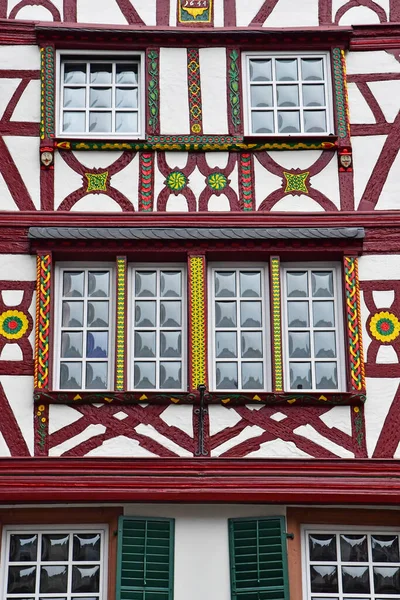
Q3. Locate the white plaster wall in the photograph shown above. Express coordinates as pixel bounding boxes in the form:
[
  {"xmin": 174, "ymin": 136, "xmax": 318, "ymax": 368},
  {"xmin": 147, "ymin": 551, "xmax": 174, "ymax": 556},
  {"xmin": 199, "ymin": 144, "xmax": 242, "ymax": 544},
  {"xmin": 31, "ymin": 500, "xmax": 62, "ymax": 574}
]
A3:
[
  {"xmin": 70, "ymin": 193, "xmax": 124, "ymax": 212},
  {"xmin": 77, "ymin": 0, "xmax": 128, "ymax": 24},
  {"xmin": 346, "ymin": 51, "xmax": 400, "ymax": 75},
  {"xmin": 0, "ymin": 46, "xmax": 40, "ymax": 70},
  {"xmin": 351, "ymin": 135, "xmax": 386, "ymax": 210},
  {"xmin": 333, "ymin": 0, "xmax": 389, "ymax": 22},
  {"xmin": 364, "ymin": 377, "xmax": 400, "ymax": 457},
  {"xmin": 3, "ymin": 137, "xmax": 40, "ymax": 210},
  {"xmin": 10, "ymin": 80, "xmax": 41, "ymax": 123},
  {"xmin": 375, "ymin": 150, "xmax": 400, "ymax": 210},
  {"xmin": 359, "ymin": 255, "xmax": 400, "ymax": 281},
  {"xmin": 270, "ymin": 195, "xmax": 325, "ymax": 212},
  {"xmin": 160, "ymin": 48, "xmax": 190, "ymax": 135},
  {"xmin": 367, "ymin": 80, "xmax": 400, "ymax": 124},
  {"xmin": 338, "ymin": 6, "xmax": 381, "ymax": 25},
  {"xmin": 347, "ymin": 83, "xmax": 376, "ymax": 124},
  {"xmin": 214, "ymin": 0, "xmax": 225, "ymax": 27},
  {"xmin": 0, "ymin": 255, "xmax": 35, "ymax": 281},
  {"xmin": 263, "ymin": 0, "xmax": 318, "ymax": 26},
  {"xmin": 199, "ymin": 48, "xmax": 228, "ymax": 135},
  {"xmin": 124, "ymin": 503, "xmax": 286, "ymax": 600}
]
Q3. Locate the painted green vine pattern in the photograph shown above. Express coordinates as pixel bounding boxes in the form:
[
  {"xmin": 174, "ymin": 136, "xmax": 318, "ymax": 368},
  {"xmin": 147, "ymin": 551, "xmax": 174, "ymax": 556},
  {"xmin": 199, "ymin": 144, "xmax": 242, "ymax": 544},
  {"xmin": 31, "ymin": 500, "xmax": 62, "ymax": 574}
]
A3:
[
  {"xmin": 147, "ymin": 50, "xmax": 159, "ymax": 134},
  {"xmin": 229, "ymin": 49, "xmax": 241, "ymax": 132},
  {"xmin": 332, "ymin": 47, "xmax": 348, "ymax": 139}
]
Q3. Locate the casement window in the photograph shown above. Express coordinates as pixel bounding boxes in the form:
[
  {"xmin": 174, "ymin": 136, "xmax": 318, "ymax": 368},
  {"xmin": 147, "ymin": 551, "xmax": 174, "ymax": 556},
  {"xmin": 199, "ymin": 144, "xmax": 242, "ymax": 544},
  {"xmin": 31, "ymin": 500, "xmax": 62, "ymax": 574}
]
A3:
[
  {"xmin": 282, "ymin": 266, "xmax": 344, "ymax": 391},
  {"xmin": 303, "ymin": 528, "xmax": 400, "ymax": 600},
  {"xmin": 58, "ymin": 51, "xmax": 144, "ymax": 138},
  {"xmin": 52, "ymin": 260, "xmax": 346, "ymax": 393},
  {"xmin": 242, "ymin": 52, "xmax": 333, "ymax": 136},
  {"xmin": 54, "ymin": 264, "xmax": 186, "ymax": 392},
  {"xmin": 229, "ymin": 516, "xmax": 290, "ymax": 600},
  {"xmin": 1, "ymin": 525, "xmax": 107, "ymax": 600},
  {"xmin": 209, "ymin": 263, "xmax": 343, "ymax": 393},
  {"xmin": 116, "ymin": 516, "xmax": 174, "ymax": 600},
  {"xmin": 130, "ymin": 266, "xmax": 186, "ymax": 391},
  {"xmin": 209, "ymin": 266, "xmax": 270, "ymax": 391},
  {"xmin": 55, "ymin": 265, "xmax": 115, "ymax": 391}
]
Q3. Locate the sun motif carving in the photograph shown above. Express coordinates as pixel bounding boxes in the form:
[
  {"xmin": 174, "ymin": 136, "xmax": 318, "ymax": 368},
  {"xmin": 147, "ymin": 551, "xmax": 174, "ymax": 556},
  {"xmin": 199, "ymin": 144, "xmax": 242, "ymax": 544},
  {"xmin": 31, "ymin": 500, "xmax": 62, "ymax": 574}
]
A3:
[
  {"xmin": 369, "ymin": 311, "xmax": 400, "ymax": 343},
  {"xmin": 0, "ymin": 310, "xmax": 29, "ymax": 340},
  {"xmin": 166, "ymin": 171, "xmax": 187, "ymax": 191}
]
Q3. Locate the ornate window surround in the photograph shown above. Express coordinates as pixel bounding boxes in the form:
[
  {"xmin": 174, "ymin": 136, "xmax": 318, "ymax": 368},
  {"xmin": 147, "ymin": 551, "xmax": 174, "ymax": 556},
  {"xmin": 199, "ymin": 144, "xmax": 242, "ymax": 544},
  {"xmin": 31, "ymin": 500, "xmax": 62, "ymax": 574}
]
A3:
[
  {"xmin": 32, "ymin": 230, "xmax": 365, "ymax": 408},
  {"xmin": 36, "ymin": 25, "xmax": 351, "ymax": 153}
]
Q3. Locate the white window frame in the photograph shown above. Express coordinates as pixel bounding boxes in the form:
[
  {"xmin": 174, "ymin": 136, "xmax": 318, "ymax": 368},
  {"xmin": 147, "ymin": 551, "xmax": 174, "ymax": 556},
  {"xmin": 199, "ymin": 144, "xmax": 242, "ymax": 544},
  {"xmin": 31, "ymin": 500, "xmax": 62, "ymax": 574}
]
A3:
[
  {"xmin": 56, "ymin": 49, "xmax": 145, "ymax": 139},
  {"xmin": 281, "ymin": 263, "xmax": 345, "ymax": 393},
  {"xmin": 302, "ymin": 525, "xmax": 400, "ymax": 600},
  {"xmin": 242, "ymin": 50, "xmax": 334, "ymax": 137},
  {"xmin": 128, "ymin": 264, "xmax": 187, "ymax": 392},
  {"xmin": 1, "ymin": 523, "xmax": 108, "ymax": 600},
  {"xmin": 208, "ymin": 263, "xmax": 271, "ymax": 392},
  {"xmin": 53, "ymin": 263, "xmax": 115, "ymax": 392}
]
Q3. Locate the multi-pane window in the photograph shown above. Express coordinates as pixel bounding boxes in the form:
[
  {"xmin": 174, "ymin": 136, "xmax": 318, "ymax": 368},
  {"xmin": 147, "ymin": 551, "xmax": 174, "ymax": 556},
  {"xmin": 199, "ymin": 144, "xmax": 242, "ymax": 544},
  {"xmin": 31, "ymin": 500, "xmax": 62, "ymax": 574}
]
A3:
[
  {"xmin": 244, "ymin": 53, "xmax": 332, "ymax": 135},
  {"xmin": 210, "ymin": 267, "xmax": 268, "ymax": 391},
  {"xmin": 59, "ymin": 55, "xmax": 142, "ymax": 136},
  {"xmin": 52, "ymin": 261, "xmax": 346, "ymax": 393},
  {"xmin": 56, "ymin": 267, "xmax": 114, "ymax": 391},
  {"xmin": 305, "ymin": 529, "xmax": 400, "ymax": 600},
  {"xmin": 282, "ymin": 266, "xmax": 342, "ymax": 391},
  {"xmin": 2, "ymin": 527, "xmax": 106, "ymax": 600},
  {"xmin": 131, "ymin": 267, "xmax": 186, "ymax": 391}
]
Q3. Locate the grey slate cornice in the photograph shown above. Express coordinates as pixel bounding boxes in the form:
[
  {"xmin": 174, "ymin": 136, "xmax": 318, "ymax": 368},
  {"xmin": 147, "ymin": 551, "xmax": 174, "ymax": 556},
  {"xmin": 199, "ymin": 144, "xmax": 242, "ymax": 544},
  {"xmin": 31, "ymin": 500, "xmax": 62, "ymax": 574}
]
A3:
[{"xmin": 28, "ymin": 226, "xmax": 365, "ymax": 241}]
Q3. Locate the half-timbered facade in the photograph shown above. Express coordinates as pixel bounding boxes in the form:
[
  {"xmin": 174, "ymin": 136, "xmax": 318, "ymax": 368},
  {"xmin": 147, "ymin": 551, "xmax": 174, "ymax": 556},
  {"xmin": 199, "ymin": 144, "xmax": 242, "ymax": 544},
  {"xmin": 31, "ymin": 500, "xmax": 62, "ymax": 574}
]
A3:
[{"xmin": 0, "ymin": 1, "xmax": 399, "ymax": 599}]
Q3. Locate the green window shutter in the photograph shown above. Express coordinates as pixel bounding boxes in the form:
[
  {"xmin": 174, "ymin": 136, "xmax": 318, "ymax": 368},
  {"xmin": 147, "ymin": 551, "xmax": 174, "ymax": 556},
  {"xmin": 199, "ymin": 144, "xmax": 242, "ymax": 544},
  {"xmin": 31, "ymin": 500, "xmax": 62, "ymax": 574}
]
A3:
[
  {"xmin": 116, "ymin": 516, "xmax": 175, "ymax": 600},
  {"xmin": 229, "ymin": 516, "xmax": 290, "ymax": 600}
]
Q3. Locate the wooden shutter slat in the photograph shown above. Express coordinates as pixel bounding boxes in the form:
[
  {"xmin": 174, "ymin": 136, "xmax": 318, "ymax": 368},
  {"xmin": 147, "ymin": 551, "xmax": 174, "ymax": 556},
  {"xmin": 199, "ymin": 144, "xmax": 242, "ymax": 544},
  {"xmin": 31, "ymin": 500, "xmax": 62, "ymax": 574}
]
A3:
[
  {"xmin": 117, "ymin": 517, "xmax": 174, "ymax": 600},
  {"xmin": 229, "ymin": 517, "xmax": 289, "ymax": 600}
]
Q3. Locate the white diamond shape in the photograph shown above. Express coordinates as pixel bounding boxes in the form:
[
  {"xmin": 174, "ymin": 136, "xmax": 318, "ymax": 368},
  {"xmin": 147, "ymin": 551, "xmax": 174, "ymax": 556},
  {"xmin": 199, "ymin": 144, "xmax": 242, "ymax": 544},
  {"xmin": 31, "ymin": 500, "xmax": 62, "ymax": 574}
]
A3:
[
  {"xmin": 113, "ymin": 411, "xmax": 129, "ymax": 421},
  {"xmin": 270, "ymin": 412, "xmax": 287, "ymax": 422}
]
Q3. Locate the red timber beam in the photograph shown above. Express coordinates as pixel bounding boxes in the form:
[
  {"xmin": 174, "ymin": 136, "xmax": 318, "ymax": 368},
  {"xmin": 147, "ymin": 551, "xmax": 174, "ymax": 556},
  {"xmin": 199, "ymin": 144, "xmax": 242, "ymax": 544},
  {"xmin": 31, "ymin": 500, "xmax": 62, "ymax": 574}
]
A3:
[{"xmin": 2, "ymin": 458, "xmax": 400, "ymax": 504}]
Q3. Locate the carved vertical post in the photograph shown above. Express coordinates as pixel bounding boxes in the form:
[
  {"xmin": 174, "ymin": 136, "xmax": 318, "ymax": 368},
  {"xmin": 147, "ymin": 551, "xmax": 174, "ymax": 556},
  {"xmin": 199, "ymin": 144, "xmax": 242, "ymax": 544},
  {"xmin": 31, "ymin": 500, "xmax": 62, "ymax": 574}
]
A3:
[
  {"xmin": 270, "ymin": 256, "xmax": 283, "ymax": 392},
  {"xmin": 115, "ymin": 256, "xmax": 127, "ymax": 392},
  {"xmin": 188, "ymin": 254, "xmax": 207, "ymax": 392},
  {"xmin": 34, "ymin": 252, "xmax": 52, "ymax": 456},
  {"xmin": 343, "ymin": 256, "xmax": 365, "ymax": 393}
]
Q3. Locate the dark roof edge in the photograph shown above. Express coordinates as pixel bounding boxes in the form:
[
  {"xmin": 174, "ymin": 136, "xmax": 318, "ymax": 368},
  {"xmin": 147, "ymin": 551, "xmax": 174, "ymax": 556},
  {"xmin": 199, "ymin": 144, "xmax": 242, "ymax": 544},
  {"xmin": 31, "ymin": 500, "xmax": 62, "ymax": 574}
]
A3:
[{"xmin": 28, "ymin": 226, "xmax": 365, "ymax": 241}]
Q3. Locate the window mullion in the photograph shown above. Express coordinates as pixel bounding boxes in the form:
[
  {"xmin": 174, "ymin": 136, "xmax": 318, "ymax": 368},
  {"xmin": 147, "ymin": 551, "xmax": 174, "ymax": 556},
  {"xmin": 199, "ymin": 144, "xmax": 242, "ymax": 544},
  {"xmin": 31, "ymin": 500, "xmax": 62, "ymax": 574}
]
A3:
[
  {"xmin": 270, "ymin": 257, "xmax": 283, "ymax": 392},
  {"xmin": 188, "ymin": 255, "xmax": 207, "ymax": 393}
]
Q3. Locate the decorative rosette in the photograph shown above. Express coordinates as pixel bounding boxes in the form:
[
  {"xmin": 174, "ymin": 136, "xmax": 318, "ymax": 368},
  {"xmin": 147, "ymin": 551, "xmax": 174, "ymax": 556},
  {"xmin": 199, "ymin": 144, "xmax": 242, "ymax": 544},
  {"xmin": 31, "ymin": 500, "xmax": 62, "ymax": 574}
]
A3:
[
  {"xmin": 0, "ymin": 310, "xmax": 29, "ymax": 340},
  {"xmin": 369, "ymin": 311, "xmax": 400, "ymax": 343},
  {"xmin": 208, "ymin": 173, "xmax": 228, "ymax": 191},
  {"xmin": 166, "ymin": 171, "xmax": 187, "ymax": 191}
]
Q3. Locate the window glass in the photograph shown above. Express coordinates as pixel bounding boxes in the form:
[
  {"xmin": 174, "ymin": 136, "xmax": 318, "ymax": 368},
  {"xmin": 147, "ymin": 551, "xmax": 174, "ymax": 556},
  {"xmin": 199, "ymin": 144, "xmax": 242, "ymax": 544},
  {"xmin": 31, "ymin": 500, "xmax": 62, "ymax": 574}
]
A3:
[
  {"xmin": 246, "ymin": 54, "xmax": 331, "ymax": 135},
  {"xmin": 131, "ymin": 268, "xmax": 185, "ymax": 391},
  {"xmin": 305, "ymin": 530, "xmax": 400, "ymax": 600},
  {"xmin": 211, "ymin": 267, "xmax": 267, "ymax": 391},
  {"xmin": 3, "ymin": 529, "xmax": 104, "ymax": 600},
  {"xmin": 60, "ymin": 57, "xmax": 141, "ymax": 136},
  {"xmin": 284, "ymin": 267, "xmax": 341, "ymax": 391}
]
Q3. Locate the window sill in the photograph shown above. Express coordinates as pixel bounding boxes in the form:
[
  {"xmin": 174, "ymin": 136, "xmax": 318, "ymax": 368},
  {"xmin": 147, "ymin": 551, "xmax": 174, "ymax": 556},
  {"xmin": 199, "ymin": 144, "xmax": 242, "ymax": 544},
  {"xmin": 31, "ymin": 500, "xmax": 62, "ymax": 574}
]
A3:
[
  {"xmin": 53, "ymin": 135, "xmax": 338, "ymax": 152},
  {"xmin": 34, "ymin": 389, "xmax": 365, "ymax": 406}
]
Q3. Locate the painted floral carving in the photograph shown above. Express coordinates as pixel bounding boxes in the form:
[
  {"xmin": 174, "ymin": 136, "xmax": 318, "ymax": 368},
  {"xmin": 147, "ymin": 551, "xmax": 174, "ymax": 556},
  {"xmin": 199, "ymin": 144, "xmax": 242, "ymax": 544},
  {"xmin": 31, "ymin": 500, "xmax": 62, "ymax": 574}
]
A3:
[
  {"xmin": 0, "ymin": 310, "xmax": 29, "ymax": 340},
  {"xmin": 166, "ymin": 171, "xmax": 187, "ymax": 191},
  {"xmin": 369, "ymin": 311, "xmax": 400, "ymax": 343},
  {"xmin": 207, "ymin": 173, "xmax": 228, "ymax": 191}
]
